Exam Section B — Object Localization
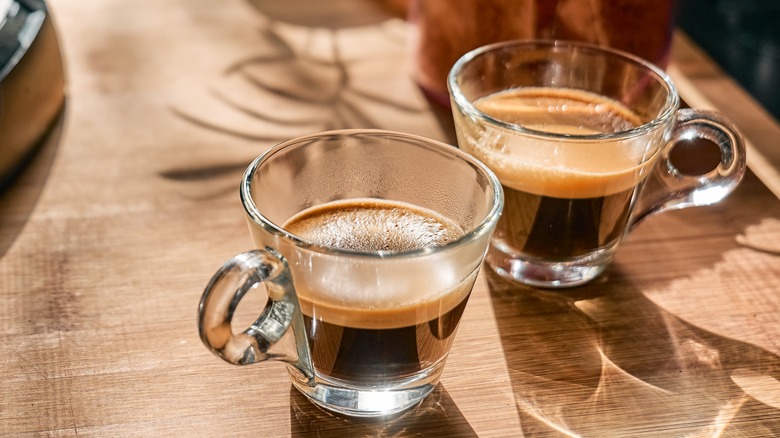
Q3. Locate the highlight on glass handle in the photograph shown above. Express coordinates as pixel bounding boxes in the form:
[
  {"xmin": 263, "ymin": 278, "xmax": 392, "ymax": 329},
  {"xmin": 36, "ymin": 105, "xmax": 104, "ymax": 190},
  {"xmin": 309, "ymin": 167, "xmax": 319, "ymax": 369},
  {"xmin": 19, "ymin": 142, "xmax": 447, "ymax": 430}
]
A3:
[
  {"xmin": 630, "ymin": 108, "xmax": 747, "ymax": 229},
  {"xmin": 197, "ymin": 249, "xmax": 314, "ymax": 379}
]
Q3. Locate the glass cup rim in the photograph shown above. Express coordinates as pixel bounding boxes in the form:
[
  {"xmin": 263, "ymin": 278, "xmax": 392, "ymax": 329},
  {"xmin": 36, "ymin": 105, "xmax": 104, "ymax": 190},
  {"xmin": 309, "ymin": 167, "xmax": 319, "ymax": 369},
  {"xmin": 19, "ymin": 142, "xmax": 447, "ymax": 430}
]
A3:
[
  {"xmin": 447, "ymin": 39, "xmax": 680, "ymax": 141},
  {"xmin": 240, "ymin": 129, "xmax": 505, "ymax": 259}
]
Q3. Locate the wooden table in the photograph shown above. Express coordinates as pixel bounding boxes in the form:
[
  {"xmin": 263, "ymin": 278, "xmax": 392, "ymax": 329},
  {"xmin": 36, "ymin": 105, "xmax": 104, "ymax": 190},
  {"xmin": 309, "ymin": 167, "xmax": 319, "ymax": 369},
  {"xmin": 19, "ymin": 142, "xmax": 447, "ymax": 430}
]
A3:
[{"xmin": 2, "ymin": 1, "xmax": 779, "ymax": 436}]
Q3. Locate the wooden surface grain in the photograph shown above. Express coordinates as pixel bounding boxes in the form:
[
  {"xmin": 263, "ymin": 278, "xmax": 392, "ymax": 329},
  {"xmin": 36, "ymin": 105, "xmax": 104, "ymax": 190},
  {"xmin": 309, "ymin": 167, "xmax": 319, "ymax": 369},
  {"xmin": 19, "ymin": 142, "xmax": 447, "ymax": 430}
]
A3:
[{"xmin": 1, "ymin": 1, "xmax": 778, "ymax": 436}]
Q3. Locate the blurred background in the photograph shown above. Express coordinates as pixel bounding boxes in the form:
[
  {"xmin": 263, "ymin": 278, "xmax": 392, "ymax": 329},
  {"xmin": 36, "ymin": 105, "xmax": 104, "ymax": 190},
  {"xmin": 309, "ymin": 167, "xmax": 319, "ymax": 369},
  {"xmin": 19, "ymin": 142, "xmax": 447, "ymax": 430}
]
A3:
[{"xmin": 678, "ymin": 0, "xmax": 780, "ymax": 118}]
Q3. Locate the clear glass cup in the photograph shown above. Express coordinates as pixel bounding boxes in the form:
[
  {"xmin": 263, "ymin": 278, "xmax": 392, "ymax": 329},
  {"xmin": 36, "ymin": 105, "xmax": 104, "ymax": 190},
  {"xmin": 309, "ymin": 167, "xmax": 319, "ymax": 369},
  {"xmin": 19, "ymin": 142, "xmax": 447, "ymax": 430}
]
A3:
[
  {"xmin": 197, "ymin": 129, "xmax": 503, "ymax": 417},
  {"xmin": 448, "ymin": 40, "xmax": 746, "ymax": 288}
]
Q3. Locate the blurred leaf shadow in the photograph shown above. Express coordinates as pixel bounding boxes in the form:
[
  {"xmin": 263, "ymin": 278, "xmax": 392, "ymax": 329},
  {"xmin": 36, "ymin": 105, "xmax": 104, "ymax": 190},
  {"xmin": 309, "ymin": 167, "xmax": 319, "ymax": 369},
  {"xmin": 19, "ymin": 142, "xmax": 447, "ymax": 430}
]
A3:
[
  {"xmin": 289, "ymin": 384, "xmax": 478, "ymax": 437},
  {"xmin": 485, "ymin": 267, "xmax": 780, "ymax": 437},
  {"xmin": 161, "ymin": 0, "xmax": 430, "ymax": 197}
]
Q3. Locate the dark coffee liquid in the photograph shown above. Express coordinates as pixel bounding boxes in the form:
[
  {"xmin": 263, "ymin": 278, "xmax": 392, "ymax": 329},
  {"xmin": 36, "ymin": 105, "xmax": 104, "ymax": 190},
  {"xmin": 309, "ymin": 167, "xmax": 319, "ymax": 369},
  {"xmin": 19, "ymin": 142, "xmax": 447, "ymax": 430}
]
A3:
[
  {"xmin": 284, "ymin": 199, "xmax": 472, "ymax": 383},
  {"xmin": 302, "ymin": 296, "xmax": 469, "ymax": 381},
  {"xmin": 467, "ymin": 87, "xmax": 648, "ymax": 260},
  {"xmin": 496, "ymin": 186, "xmax": 635, "ymax": 260}
]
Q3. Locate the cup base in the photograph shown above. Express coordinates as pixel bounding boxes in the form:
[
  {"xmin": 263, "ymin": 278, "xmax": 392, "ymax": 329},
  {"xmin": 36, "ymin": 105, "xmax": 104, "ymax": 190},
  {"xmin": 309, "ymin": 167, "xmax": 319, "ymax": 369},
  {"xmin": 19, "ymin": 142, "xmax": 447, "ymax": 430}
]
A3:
[
  {"xmin": 487, "ymin": 247, "xmax": 611, "ymax": 288},
  {"xmin": 287, "ymin": 360, "xmax": 445, "ymax": 418}
]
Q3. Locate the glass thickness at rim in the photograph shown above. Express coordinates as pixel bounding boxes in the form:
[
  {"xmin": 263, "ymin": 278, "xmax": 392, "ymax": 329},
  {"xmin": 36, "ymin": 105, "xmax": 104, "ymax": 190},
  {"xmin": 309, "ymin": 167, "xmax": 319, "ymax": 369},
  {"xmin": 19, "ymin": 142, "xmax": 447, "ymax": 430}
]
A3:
[
  {"xmin": 239, "ymin": 129, "xmax": 504, "ymax": 260},
  {"xmin": 447, "ymin": 39, "xmax": 680, "ymax": 141}
]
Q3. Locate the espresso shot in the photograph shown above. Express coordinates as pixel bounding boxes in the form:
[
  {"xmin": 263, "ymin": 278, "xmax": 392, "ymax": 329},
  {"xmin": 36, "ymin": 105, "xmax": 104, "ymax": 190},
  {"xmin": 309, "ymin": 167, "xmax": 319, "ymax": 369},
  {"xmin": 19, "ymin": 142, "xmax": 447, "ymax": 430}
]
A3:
[
  {"xmin": 284, "ymin": 198, "xmax": 474, "ymax": 384},
  {"xmin": 200, "ymin": 129, "xmax": 503, "ymax": 416},
  {"xmin": 449, "ymin": 41, "xmax": 745, "ymax": 287},
  {"xmin": 466, "ymin": 87, "xmax": 650, "ymax": 262}
]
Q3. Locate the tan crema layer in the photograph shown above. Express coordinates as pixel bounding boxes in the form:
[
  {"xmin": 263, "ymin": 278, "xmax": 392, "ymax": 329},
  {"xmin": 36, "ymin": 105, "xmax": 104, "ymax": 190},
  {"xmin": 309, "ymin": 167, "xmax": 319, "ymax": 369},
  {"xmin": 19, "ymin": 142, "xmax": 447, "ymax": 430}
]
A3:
[
  {"xmin": 296, "ymin": 272, "xmax": 475, "ymax": 330},
  {"xmin": 466, "ymin": 87, "xmax": 659, "ymax": 199},
  {"xmin": 283, "ymin": 198, "xmax": 474, "ymax": 329}
]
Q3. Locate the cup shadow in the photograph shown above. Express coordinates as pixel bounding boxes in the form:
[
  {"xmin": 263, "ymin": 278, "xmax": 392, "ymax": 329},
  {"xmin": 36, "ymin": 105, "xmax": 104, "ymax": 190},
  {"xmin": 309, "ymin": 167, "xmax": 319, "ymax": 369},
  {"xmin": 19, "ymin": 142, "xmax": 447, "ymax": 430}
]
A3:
[
  {"xmin": 0, "ymin": 108, "xmax": 65, "ymax": 259},
  {"xmin": 486, "ymin": 266, "xmax": 780, "ymax": 437},
  {"xmin": 289, "ymin": 384, "xmax": 478, "ymax": 437}
]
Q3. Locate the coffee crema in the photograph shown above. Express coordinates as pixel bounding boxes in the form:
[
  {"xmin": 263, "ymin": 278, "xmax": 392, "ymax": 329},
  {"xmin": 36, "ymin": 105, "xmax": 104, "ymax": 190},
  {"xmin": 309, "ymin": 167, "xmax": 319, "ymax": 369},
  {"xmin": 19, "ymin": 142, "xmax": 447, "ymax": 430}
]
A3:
[
  {"xmin": 283, "ymin": 198, "xmax": 469, "ymax": 329},
  {"xmin": 467, "ymin": 87, "xmax": 654, "ymax": 200},
  {"xmin": 284, "ymin": 198, "xmax": 462, "ymax": 254},
  {"xmin": 283, "ymin": 198, "xmax": 474, "ymax": 381}
]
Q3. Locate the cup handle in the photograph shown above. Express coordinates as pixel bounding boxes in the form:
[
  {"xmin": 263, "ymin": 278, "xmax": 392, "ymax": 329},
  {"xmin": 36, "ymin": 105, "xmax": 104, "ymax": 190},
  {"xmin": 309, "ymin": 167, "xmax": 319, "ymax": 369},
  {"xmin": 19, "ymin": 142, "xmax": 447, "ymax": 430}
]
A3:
[
  {"xmin": 630, "ymin": 108, "xmax": 747, "ymax": 229},
  {"xmin": 197, "ymin": 249, "xmax": 314, "ymax": 381}
]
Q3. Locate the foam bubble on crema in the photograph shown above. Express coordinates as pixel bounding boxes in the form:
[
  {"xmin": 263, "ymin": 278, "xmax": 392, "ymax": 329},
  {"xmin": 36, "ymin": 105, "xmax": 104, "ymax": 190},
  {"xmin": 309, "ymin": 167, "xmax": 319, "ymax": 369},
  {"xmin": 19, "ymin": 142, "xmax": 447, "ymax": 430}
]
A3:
[{"xmin": 284, "ymin": 198, "xmax": 462, "ymax": 253}]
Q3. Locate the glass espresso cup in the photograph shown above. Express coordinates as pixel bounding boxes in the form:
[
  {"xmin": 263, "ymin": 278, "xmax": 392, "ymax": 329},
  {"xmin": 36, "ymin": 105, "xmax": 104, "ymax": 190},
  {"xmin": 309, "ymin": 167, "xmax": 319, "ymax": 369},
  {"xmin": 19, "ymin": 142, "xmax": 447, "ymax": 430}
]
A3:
[
  {"xmin": 197, "ymin": 130, "xmax": 503, "ymax": 417},
  {"xmin": 448, "ymin": 40, "xmax": 746, "ymax": 288}
]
